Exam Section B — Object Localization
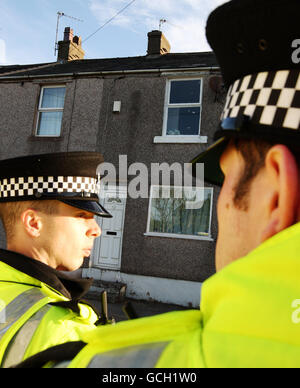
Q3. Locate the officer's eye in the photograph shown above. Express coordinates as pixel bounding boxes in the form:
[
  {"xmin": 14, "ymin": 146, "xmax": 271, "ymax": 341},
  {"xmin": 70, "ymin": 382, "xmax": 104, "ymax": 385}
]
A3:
[
  {"xmin": 77, "ymin": 212, "xmax": 88, "ymax": 218},
  {"xmin": 77, "ymin": 212, "xmax": 93, "ymax": 219}
]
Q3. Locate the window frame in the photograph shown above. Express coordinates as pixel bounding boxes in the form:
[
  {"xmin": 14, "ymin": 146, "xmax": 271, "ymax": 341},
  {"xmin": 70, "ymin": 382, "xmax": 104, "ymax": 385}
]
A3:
[
  {"xmin": 35, "ymin": 85, "xmax": 66, "ymax": 137},
  {"xmin": 144, "ymin": 185, "xmax": 214, "ymax": 241},
  {"xmin": 159, "ymin": 77, "xmax": 206, "ymax": 142}
]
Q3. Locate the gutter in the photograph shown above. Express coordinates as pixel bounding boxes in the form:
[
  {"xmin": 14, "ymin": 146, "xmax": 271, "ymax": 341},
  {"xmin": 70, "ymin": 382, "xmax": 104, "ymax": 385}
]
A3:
[{"xmin": 0, "ymin": 66, "xmax": 220, "ymax": 81}]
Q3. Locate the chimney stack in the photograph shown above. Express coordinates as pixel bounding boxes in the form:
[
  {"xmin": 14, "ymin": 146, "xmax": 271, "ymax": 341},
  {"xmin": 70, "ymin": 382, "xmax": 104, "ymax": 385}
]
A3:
[
  {"xmin": 57, "ymin": 27, "xmax": 85, "ymax": 62},
  {"xmin": 147, "ymin": 30, "xmax": 171, "ymax": 56}
]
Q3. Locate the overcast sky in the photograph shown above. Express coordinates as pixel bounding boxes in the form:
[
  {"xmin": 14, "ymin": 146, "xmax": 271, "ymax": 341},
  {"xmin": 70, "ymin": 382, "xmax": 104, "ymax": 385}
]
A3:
[{"xmin": 0, "ymin": 0, "xmax": 226, "ymax": 65}]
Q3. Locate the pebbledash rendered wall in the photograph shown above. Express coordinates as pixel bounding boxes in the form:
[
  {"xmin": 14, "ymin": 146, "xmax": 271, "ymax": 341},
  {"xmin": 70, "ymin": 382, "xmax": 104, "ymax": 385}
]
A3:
[
  {"xmin": 96, "ymin": 74, "xmax": 222, "ymax": 282},
  {"xmin": 0, "ymin": 67, "xmax": 224, "ymax": 306}
]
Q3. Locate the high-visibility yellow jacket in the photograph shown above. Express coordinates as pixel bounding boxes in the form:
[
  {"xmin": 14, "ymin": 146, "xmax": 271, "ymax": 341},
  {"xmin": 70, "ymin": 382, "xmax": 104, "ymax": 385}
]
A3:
[
  {"xmin": 0, "ymin": 249, "xmax": 100, "ymax": 368},
  {"xmin": 59, "ymin": 221, "xmax": 300, "ymax": 368}
]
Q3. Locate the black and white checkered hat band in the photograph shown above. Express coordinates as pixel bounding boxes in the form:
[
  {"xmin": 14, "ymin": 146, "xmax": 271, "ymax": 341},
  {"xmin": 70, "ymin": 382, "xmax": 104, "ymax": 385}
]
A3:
[
  {"xmin": 0, "ymin": 176, "xmax": 100, "ymax": 199},
  {"xmin": 221, "ymin": 69, "xmax": 300, "ymax": 130}
]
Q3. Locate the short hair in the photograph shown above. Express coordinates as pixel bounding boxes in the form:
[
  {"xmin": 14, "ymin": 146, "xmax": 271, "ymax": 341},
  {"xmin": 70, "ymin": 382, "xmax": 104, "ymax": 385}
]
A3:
[
  {"xmin": 0, "ymin": 200, "xmax": 59, "ymax": 242},
  {"xmin": 233, "ymin": 139, "xmax": 300, "ymax": 211}
]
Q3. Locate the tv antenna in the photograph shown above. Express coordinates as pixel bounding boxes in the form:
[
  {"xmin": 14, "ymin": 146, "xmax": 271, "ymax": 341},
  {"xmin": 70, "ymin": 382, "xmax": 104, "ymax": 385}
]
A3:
[
  {"xmin": 159, "ymin": 19, "xmax": 167, "ymax": 31},
  {"xmin": 55, "ymin": 12, "xmax": 84, "ymax": 56},
  {"xmin": 159, "ymin": 18, "xmax": 181, "ymax": 31}
]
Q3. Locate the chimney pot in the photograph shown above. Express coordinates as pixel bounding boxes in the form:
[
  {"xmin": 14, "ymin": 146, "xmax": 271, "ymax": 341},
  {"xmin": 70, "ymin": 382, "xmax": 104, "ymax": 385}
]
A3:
[
  {"xmin": 73, "ymin": 35, "xmax": 82, "ymax": 45},
  {"xmin": 64, "ymin": 27, "xmax": 74, "ymax": 42}
]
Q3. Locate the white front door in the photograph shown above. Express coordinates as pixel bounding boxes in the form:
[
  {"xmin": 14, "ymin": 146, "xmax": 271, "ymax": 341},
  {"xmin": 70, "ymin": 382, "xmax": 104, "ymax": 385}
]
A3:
[{"xmin": 92, "ymin": 186, "xmax": 127, "ymax": 270}]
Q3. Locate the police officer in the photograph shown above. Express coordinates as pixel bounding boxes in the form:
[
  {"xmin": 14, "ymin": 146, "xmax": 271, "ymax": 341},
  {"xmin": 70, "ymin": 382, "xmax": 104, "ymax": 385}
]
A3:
[
  {"xmin": 14, "ymin": 0, "xmax": 300, "ymax": 368},
  {"xmin": 0, "ymin": 151, "xmax": 112, "ymax": 368}
]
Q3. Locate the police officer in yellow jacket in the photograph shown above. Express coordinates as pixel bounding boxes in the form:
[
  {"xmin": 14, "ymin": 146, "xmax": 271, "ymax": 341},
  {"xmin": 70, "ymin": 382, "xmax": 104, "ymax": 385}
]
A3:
[
  {"xmin": 13, "ymin": 0, "xmax": 300, "ymax": 368},
  {"xmin": 0, "ymin": 152, "xmax": 112, "ymax": 367}
]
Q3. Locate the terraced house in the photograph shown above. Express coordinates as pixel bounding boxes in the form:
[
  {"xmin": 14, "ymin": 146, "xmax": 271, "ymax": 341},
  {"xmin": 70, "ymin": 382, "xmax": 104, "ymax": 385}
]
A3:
[{"xmin": 0, "ymin": 28, "xmax": 224, "ymax": 307}]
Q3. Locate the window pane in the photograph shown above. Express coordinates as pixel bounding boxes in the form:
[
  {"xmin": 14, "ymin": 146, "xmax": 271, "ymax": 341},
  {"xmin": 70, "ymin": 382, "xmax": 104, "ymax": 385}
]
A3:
[
  {"xmin": 170, "ymin": 80, "xmax": 201, "ymax": 104},
  {"xmin": 37, "ymin": 112, "xmax": 63, "ymax": 136},
  {"xmin": 167, "ymin": 107, "xmax": 200, "ymax": 135},
  {"xmin": 149, "ymin": 187, "xmax": 212, "ymax": 237},
  {"xmin": 41, "ymin": 87, "xmax": 66, "ymax": 109}
]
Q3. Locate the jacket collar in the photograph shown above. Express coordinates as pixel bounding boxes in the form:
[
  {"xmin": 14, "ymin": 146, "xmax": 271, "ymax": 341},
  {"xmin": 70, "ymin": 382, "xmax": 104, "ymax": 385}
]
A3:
[{"xmin": 0, "ymin": 249, "xmax": 93, "ymax": 300}]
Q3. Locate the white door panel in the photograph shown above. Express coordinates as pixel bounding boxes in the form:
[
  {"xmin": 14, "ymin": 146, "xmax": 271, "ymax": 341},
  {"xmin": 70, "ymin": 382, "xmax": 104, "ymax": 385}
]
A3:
[{"xmin": 92, "ymin": 186, "xmax": 127, "ymax": 270}]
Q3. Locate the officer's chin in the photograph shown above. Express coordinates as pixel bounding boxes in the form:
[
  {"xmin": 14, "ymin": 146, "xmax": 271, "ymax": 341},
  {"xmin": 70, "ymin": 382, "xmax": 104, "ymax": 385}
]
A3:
[
  {"xmin": 56, "ymin": 265, "xmax": 70, "ymax": 271},
  {"xmin": 56, "ymin": 257, "xmax": 84, "ymax": 272}
]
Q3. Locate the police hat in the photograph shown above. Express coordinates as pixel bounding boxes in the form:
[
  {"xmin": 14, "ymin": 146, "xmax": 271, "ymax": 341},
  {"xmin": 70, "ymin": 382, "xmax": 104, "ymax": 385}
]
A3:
[
  {"xmin": 191, "ymin": 0, "xmax": 300, "ymax": 186},
  {"xmin": 0, "ymin": 152, "xmax": 112, "ymax": 218}
]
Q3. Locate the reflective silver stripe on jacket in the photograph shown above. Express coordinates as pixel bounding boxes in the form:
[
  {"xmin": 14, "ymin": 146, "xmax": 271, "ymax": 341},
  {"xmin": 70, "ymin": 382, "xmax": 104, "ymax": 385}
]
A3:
[
  {"xmin": 53, "ymin": 361, "xmax": 72, "ymax": 368},
  {"xmin": 0, "ymin": 288, "xmax": 47, "ymax": 341},
  {"xmin": 0, "ymin": 287, "xmax": 50, "ymax": 367},
  {"xmin": 87, "ymin": 342, "xmax": 170, "ymax": 368},
  {"xmin": 2, "ymin": 305, "xmax": 51, "ymax": 368}
]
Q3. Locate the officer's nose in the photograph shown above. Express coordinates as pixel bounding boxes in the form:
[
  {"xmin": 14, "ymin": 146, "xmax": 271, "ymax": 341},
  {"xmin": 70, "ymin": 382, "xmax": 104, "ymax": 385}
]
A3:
[{"xmin": 87, "ymin": 218, "xmax": 101, "ymax": 238}]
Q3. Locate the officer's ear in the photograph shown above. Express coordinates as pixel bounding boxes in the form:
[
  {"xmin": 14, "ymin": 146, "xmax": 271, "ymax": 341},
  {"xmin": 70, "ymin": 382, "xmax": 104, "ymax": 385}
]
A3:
[
  {"xmin": 21, "ymin": 208, "xmax": 43, "ymax": 238},
  {"xmin": 260, "ymin": 145, "xmax": 300, "ymax": 242}
]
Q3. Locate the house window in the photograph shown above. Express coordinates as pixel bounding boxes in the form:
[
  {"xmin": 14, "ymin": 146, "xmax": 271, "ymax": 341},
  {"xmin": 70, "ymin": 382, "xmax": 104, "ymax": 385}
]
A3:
[
  {"xmin": 145, "ymin": 186, "xmax": 213, "ymax": 240},
  {"xmin": 154, "ymin": 78, "xmax": 207, "ymax": 144},
  {"xmin": 36, "ymin": 86, "xmax": 66, "ymax": 136},
  {"xmin": 166, "ymin": 79, "xmax": 202, "ymax": 136}
]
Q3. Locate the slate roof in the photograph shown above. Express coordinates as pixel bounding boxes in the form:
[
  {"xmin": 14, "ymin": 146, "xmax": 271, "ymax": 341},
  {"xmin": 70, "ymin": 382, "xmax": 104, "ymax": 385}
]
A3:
[
  {"xmin": 0, "ymin": 63, "xmax": 52, "ymax": 75},
  {"xmin": 0, "ymin": 52, "xmax": 219, "ymax": 79}
]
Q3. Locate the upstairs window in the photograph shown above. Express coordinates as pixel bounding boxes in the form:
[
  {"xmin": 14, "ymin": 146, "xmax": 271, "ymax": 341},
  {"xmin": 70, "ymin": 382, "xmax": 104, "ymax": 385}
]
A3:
[
  {"xmin": 164, "ymin": 79, "xmax": 202, "ymax": 136},
  {"xmin": 36, "ymin": 86, "xmax": 66, "ymax": 137}
]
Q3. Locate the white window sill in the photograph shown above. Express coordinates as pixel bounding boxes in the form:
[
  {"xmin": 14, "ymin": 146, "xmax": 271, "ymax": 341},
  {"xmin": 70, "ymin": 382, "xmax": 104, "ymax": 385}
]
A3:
[
  {"xmin": 154, "ymin": 136, "xmax": 208, "ymax": 144},
  {"xmin": 35, "ymin": 135, "xmax": 61, "ymax": 138},
  {"xmin": 144, "ymin": 232, "xmax": 214, "ymax": 242}
]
